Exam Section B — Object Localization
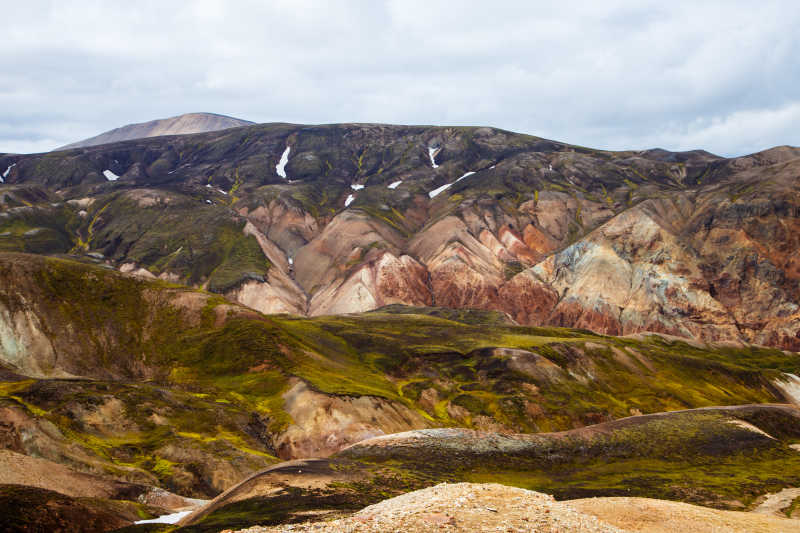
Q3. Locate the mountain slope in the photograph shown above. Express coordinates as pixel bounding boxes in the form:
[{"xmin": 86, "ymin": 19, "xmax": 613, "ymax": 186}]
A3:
[
  {"xmin": 2, "ymin": 123, "xmax": 800, "ymax": 349},
  {"xmin": 56, "ymin": 112, "xmax": 254, "ymax": 150}
]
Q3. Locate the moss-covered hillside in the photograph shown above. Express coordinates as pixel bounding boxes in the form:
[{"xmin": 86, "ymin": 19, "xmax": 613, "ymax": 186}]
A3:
[
  {"xmin": 176, "ymin": 405, "xmax": 800, "ymax": 532},
  {"xmin": 0, "ymin": 253, "xmax": 798, "ymax": 507}
]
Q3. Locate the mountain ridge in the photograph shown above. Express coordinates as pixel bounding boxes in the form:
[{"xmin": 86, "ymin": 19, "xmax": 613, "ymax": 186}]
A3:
[
  {"xmin": 2, "ymin": 122, "xmax": 800, "ymax": 349},
  {"xmin": 55, "ymin": 112, "xmax": 254, "ymax": 150}
]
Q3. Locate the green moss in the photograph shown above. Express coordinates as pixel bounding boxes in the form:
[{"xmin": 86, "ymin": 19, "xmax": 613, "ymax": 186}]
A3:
[{"xmin": 207, "ymin": 233, "xmax": 271, "ymax": 293}]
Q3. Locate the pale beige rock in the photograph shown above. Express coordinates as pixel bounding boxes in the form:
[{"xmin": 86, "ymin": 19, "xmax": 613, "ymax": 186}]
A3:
[
  {"xmin": 569, "ymin": 496, "xmax": 800, "ymax": 533},
  {"xmin": 232, "ymin": 483, "xmax": 625, "ymax": 533},
  {"xmin": 275, "ymin": 380, "xmax": 432, "ymax": 459}
]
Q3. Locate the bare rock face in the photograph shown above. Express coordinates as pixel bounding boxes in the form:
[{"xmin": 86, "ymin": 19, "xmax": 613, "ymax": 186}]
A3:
[
  {"xmin": 0, "ymin": 302, "xmax": 65, "ymax": 378},
  {"xmin": 295, "ymin": 211, "xmax": 405, "ymax": 295},
  {"xmin": 410, "ymin": 216, "xmax": 504, "ymax": 309},
  {"xmin": 225, "ymin": 222, "xmax": 307, "ymax": 315},
  {"xmin": 309, "ymin": 251, "xmax": 431, "ymax": 316},
  {"xmin": 274, "ymin": 380, "xmax": 431, "ymax": 459}
]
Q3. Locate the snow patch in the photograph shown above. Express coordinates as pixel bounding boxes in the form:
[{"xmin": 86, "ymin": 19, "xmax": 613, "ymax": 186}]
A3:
[
  {"xmin": 135, "ymin": 510, "xmax": 192, "ymax": 525},
  {"xmin": 428, "ymin": 146, "xmax": 439, "ymax": 168},
  {"xmin": 218, "ymin": 189, "xmax": 227, "ymax": 195},
  {"xmin": 206, "ymin": 183, "xmax": 212, "ymax": 188},
  {"xmin": 345, "ymin": 194, "xmax": 355, "ymax": 207},
  {"xmin": 288, "ymin": 257, "xmax": 293, "ymax": 266},
  {"xmin": 103, "ymin": 169, "xmax": 119, "ymax": 181},
  {"xmin": 387, "ymin": 180, "xmax": 402, "ymax": 189},
  {"xmin": 455, "ymin": 171, "xmax": 475, "ymax": 183},
  {"xmin": 429, "ymin": 170, "xmax": 477, "ymax": 198},
  {"xmin": 350, "ymin": 183, "xmax": 364, "ymax": 190},
  {"xmin": 276, "ymin": 146, "xmax": 291, "ymax": 178},
  {"xmin": 2, "ymin": 163, "xmax": 16, "ymax": 181},
  {"xmin": 428, "ymin": 183, "xmax": 452, "ymax": 198}
]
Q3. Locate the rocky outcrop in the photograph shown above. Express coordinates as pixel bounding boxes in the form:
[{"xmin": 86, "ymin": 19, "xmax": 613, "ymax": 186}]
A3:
[
  {"xmin": 274, "ymin": 380, "xmax": 431, "ymax": 459},
  {"xmin": 308, "ymin": 251, "xmax": 431, "ymax": 315}
]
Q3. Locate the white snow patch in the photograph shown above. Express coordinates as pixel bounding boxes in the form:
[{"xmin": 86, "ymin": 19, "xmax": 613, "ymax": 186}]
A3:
[
  {"xmin": 455, "ymin": 171, "xmax": 475, "ymax": 182},
  {"xmin": 205, "ymin": 199, "xmax": 212, "ymax": 204},
  {"xmin": 135, "ymin": 510, "xmax": 192, "ymax": 525},
  {"xmin": 345, "ymin": 194, "xmax": 355, "ymax": 207},
  {"xmin": 218, "ymin": 189, "xmax": 228, "ymax": 195},
  {"xmin": 387, "ymin": 180, "xmax": 402, "ymax": 189},
  {"xmin": 428, "ymin": 183, "xmax": 452, "ymax": 198},
  {"xmin": 2, "ymin": 163, "xmax": 16, "ymax": 181},
  {"xmin": 288, "ymin": 257, "xmax": 293, "ymax": 266},
  {"xmin": 429, "ymin": 170, "xmax": 476, "ymax": 198},
  {"xmin": 206, "ymin": 184, "xmax": 212, "ymax": 188},
  {"xmin": 490, "ymin": 165, "xmax": 496, "ymax": 169},
  {"xmin": 276, "ymin": 146, "xmax": 291, "ymax": 178},
  {"xmin": 103, "ymin": 169, "xmax": 119, "ymax": 181},
  {"xmin": 548, "ymin": 164, "xmax": 553, "ymax": 171},
  {"xmin": 350, "ymin": 183, "xmax": 364, "ymax": 190},
  {"xmin": 428, "ymin": 146, "xmax": 439, "ymax": 168}
]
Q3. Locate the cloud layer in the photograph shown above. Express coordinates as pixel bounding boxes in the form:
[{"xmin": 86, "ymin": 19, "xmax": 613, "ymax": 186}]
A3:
[{"xmin": 1, "ymin": 0, "xmax": 798, "ymax": 156}]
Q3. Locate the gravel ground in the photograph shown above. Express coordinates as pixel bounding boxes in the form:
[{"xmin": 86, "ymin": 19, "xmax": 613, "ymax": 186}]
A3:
[
  {"xmin": 227, "ymin": 482, "xmax": 625, "ymax": 532},
  {"xmin": 568, "ymin": 496, "xmax": 800, "ymax": 533}
]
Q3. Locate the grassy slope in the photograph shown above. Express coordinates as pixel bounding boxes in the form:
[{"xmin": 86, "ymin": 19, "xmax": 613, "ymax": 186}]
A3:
[
  {"xmin": 178, "ymin": 405, "xmax": 800, "ymax": 532},
  {"xmin": 1, "ymin": 254, "xmax": 798, "ymax": 507}
]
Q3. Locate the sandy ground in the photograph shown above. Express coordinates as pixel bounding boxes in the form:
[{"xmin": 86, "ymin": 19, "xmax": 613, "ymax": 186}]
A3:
[
  {"xmin": 228, "ymin": 482, "xmax": 624, "ymax": 532},
  {"xmin": 568, "ymin": 496, "xmax": 800, "ymax": 533}
]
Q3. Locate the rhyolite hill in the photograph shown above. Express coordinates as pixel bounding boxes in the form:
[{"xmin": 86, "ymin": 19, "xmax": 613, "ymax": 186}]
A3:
[
  {"xmin": 2, "ymin": 121, "xmax": 800, "ymax": 349},
  {"xmin": 0, "ymin": 119, "xmax": 800, "ymax": 531}
]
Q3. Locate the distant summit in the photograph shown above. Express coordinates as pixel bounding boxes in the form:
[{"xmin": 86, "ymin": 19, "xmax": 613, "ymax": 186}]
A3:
[{"xmin": 56, "ymin": 112, "xmax": 254, "ymax": 150}]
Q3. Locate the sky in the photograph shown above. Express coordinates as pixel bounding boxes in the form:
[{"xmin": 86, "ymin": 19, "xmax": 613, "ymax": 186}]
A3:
[{"xmin": 1, "ymin": 0, "xmax": 799, "ymax": 157}]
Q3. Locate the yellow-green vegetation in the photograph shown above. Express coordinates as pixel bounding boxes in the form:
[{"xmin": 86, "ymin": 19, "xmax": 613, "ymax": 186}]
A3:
[
  {"xmin": 1, "ymin": 254, "xmax": 799, "ymax": 504},
  {"xmin": 78, "ymin": 192, "xmax": 271, "ymax": 291},
  {"xmin": 180, "ymin": 406, "xmax": 800, "ymax": 531}
]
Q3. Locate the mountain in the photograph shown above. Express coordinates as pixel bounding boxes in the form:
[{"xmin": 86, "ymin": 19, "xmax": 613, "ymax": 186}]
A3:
[
  {"xmin": 55, "ymin": 112, "xmax": 254, "ymax": 150},
  {"xmin": 2, "ymin": 122, "xmax": 800, "ymax": 349},
  {"xmin": 2, "ymin": 121, "xmax": 800, "ymax": 530}
]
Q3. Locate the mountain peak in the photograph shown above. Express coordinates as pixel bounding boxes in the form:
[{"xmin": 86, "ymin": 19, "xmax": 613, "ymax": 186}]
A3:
[{"xmin": 56, "ymin": 112, "xmax": 254, "ymax": 150}]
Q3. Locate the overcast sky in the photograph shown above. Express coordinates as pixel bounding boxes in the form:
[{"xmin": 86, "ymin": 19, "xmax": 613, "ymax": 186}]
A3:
[{"xmin": 1, "ymin": 1, "xmax": 798, "ymax": 157}]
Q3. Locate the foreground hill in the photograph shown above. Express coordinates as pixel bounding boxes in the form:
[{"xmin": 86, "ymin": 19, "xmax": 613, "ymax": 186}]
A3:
[
  {"xmin": 56, "ymin": 113, "xmax": 254, "ymax": 150},
  {"xmin": 224, "ymin": 483, "xmax": 799, "ymax": 533},
  {"xmin": 1, "ymin": 122, "xmax": 799, "ymax": 348},
  {"xmin": 0, "ymin": 253, "xmax": 798, "ymax": 530},
  {"xmin": 177, "ymin": 404, "xmax": 800, "ymax": 531}
]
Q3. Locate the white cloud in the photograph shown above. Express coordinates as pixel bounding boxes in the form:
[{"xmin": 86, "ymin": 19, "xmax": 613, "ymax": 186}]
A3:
[{"xmin": 0, "ymin": 0, "xmax": 798, "ymax": 156}]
